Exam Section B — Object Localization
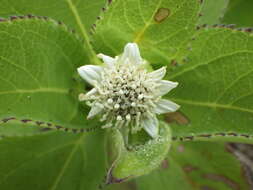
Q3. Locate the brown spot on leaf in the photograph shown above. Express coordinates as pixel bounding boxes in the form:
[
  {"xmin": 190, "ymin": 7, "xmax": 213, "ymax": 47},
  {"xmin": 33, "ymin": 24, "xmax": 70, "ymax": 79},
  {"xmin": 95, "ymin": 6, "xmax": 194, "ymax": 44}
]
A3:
[
  {"xmin": 183, "ymin": 165, "xmax": 198, "ymax": 173},
  {"xmin": 21, "ymin": 119, "xmax": 32, "ymax": 123},
  {"xmin": 55, "ymin": 125, "xmax": 63, "ymax": 130},
  {"xmin": 154, "ymin": 8, "xmax": 170, "ymax": 23},
  {"xmin": 10, "ymin": 16, "xmax": 18, "ymax": 20},
  {"xmin": 161, "ymin": 159, "xmax": 169, "ymax": 169},
  {"xmin": 214, "ymin": 133, "xmax": 225, "ymax": 137},
  {"xmin": 36, "ymin": 121, "xmax": 44, "ymax": 126},
  {"xmin": 240, "ymin": 134, "xmax": 250, "ymax": 138},
  {"xmin": 2, "ymin": 117, "xmax": 16, "ymax": 123},
  {"xmin": 165, "ymin": 111, "xmax": 190, "ymax": 125},
  {"xmin": 40, "ymin": 128, "xmax": 52, "ymax": 132},
  {"xmin": 198, "ymin": 134, "xmax": 212, "ymax": 138},
  {"xmin": 171, "ymin": 59, "xmax": 178, "ymax": 67},
  {"xmin": 203, "ymin": 173, "xmax": 240, "ymax": 190},
  {"xmin": 184, "ymin": 136, "xmax": 194, "ymax": 141},
  {"xmin": 227, "ymin": 133, "xmax": 238, "ymax": 137},
  {"xmin": 18, "ymin": 15, "xmax": 25, "ymax": 19},
  {"xmin": 72, "ymin": 129, "xmax": 78, "ymax": 133},
  {"xmin": 177, "ymin": 145, "xmax": 185, "ymax": 152},
  {"xmin": 27, "ymin": 14, "xmax": 35, "ymax": 18}
]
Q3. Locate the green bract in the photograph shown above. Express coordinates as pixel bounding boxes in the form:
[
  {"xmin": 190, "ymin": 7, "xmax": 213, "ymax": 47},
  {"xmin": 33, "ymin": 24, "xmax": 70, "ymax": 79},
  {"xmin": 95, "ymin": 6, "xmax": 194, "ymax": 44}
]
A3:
[
  {"xmin": 0, "ymin": 0, "xmax": 252, "ymax": 189},
  {"xmin": 107, "ymin": 122, "xmax": 171, "ymax": 183}
]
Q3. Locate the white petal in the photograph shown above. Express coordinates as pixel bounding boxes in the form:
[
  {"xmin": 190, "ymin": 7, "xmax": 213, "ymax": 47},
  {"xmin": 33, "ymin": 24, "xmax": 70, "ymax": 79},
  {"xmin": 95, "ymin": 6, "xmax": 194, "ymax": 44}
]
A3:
[
  {"xmin": 86, "ymin": 88, "xmax": 97, "ymax": 97},
  {"xmin": 78, "ymin": 93, "xmax": 86, "ymax": 101},
  {"xmin": 87, "ymin": 103, "xmax": 104, "ymax": 119},
  {"xmin": 142, "ymin": 115, "xmax": 159, "ymax": 138},
  {"xmin": 77, "ymin": 65, "xmax": 103, "ymax": 86},
  {"xmin": 121, "ymin": 43, "xmax": 142, "ymax": 64},
  {"xmin": 154, "ymin": 99, "xmax": 180, "ymax": 114},
  {"xmin": 148, "ymin": 67, "xmax": 166, "ymax": 80},
  {"xmin": 97, "ymin": 53, "xmax": 116, "ymax": 67},
  {"xmin": 156, "ymin": 80, "xmax": 178, "ymax": 96}
]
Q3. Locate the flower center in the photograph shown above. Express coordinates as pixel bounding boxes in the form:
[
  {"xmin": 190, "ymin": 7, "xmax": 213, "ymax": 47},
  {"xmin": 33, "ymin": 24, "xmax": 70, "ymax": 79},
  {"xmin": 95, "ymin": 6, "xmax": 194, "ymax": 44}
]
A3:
[{"xmin": 96, "ymin": 62, "xmax": 158, "ymax": 130}]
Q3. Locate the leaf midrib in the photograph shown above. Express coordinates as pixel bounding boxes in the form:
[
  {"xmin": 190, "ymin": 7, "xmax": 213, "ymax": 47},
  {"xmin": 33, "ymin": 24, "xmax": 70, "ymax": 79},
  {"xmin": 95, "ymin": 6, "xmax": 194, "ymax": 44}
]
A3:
[
  {"xmin": 133, "ymin": 0, "xmax": 162, "ymax": 43},
  {"xmin": 169, "ymin": 49, "xmax": 253, "ymax": 80},
  {"xmin": 0, "ymin": 87, "xmax": 69, "ymax": 95},
  {"xmin": 65, "ymin": 0, "xmax": 100, "ymax": 64},
  {"xmin": 50, "ymin": 134, "xmax": 85, "ymax": 190}
]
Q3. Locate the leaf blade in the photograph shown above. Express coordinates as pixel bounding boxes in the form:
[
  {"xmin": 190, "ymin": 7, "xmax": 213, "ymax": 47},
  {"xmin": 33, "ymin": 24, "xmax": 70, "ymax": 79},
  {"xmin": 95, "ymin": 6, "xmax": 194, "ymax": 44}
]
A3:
[
  {"xmin": 165, "ymin": 27, "xmax": 253, "ymax": 143},
  {"xmin": 92, "ymin": 0, "xmax": 201, "ymax": 65},
  {"xmin": 0, "ymin": 18, "xmax": 94, "ymax": 135}
]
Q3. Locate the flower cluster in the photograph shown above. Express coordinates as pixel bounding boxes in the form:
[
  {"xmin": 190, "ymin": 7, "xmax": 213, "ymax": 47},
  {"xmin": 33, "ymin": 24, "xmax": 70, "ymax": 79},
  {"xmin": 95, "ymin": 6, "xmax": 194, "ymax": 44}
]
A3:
[{"xmin": 77, "ymin": 43, "xmax": 179, "ymax": 138}]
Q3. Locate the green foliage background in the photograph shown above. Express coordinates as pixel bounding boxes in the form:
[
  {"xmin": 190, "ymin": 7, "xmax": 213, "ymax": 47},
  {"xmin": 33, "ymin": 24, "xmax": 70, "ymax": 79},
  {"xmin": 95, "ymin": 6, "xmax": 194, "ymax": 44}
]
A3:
[{"xmin": 0, "ymin": 0, "xmax": 252, "ymax": 189}]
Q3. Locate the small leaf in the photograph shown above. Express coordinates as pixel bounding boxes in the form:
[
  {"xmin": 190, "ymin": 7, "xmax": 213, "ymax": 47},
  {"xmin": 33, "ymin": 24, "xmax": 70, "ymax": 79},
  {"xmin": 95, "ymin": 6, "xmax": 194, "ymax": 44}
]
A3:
[{"xmin": 106, "ymin": 122, "xmax": 172, "ymax": 183}]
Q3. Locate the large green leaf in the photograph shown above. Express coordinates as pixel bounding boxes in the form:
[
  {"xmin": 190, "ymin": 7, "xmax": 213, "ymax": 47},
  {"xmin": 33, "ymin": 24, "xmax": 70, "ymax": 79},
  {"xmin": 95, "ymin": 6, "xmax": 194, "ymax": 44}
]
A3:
[
  {"xmin": 0, "ymin": 18, "xmax": 93, "ymax": 135},
  {"xmin": 0, "ymin": 16, "xmax": 107, "ymax": 190},
  {"xmin": 166, "ymin": 27, "xmax": 253, "ymax": 143},
  {"xmin": 222, "ymin": 0, "xmax": 253, "ymax": 27},
  {"xmin": 136, "ymin": 141, "xmax": 250, "ymax": 190},
  {"xmin": 0, "ymin": 0, "xmax": 105, "ymax": 35},
  {"xmin": 0, "ymin": 0, "xmax": 106, "ymax": 64},
  {"xmin": 92, "ymin": 0, "xmax": 201, "ymax": 65},
  {"xmin": 0, "ymin": 130, "xmax": 106, "ymax": 190}
]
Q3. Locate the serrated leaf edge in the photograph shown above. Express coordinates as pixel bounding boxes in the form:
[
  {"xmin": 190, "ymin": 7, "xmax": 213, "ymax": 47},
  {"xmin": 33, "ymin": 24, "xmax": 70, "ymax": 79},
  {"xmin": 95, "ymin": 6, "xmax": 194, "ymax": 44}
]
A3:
[{"xmin": 0, "ymin": 117, "xmax": 100, "ymax": 135}]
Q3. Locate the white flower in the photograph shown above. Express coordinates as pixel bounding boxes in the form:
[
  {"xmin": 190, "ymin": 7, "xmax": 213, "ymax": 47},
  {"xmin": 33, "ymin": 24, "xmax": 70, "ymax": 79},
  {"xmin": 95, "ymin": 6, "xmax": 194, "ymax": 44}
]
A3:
[{"xmin": 77, "ymin": 43, "xmax": 179, "ymax": 139}]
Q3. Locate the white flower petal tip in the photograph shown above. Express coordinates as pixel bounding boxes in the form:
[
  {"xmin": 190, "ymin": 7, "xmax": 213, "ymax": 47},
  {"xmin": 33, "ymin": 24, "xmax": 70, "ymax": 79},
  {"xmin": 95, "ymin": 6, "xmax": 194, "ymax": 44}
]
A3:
[
  {"xmin": 154, "ymin": 99, "xmax": 180, "ymax": 114},
  {"xmin": 122, "ymin": 43, "xmax": 142, "ymax": 64},
  {"xmin": 148, "ymin": 66, "xmax": 167, "ymax": 80},
  {"xmin": 87, "ymin": 103, "xmax": 104, "ymax": 119},
  {"xmin": 142, "ymin": 116, "xmax": 159, "ymax": 138},
  {"xmin": 156, "ymin": 80, "xmax": 179, "ymax": 96},
  {"xmin": 97, "ymin": 53, "xmax": 116, "ymax": 66},
  {"xmin": 78, "ymin": 93, "xmax": 86, "ymax": 101},
  {"xmin": 77, "ymin": 65, "xmax": 103, "ymax": 86}
]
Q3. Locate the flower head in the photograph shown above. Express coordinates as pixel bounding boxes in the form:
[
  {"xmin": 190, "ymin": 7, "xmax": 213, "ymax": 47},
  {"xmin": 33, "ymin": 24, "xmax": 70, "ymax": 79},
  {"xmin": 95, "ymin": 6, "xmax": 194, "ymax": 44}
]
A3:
[{"xmin": 77, "ymin": 43, "xmax": 179, "ymax": 138}]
